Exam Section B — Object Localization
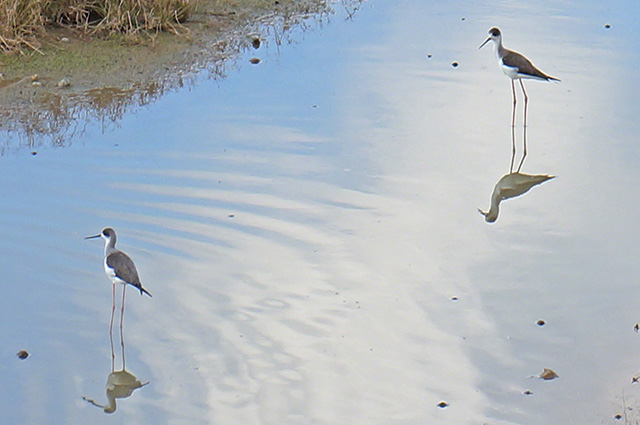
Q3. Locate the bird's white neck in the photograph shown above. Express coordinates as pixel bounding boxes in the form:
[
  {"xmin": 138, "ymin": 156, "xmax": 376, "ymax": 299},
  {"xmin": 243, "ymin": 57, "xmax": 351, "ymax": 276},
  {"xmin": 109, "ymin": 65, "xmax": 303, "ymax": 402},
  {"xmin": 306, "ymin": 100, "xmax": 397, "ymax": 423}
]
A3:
[
  {"xmin": 103, "ymin": 237, "xmax": 117, "ymax": 256},
  {"xmin": 494, "ymin": 39, "xmax": 506, "ymax": 60},
  {"xmin": 483, "ymin": 192, "xmax": 500, "ymax": 223}
]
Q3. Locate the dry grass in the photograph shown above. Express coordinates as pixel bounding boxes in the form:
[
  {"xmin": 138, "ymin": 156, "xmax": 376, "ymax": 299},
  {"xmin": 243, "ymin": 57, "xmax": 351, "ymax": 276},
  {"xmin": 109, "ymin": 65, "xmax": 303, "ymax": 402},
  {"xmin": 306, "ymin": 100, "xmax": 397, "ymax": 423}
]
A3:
[
  {"xmin": 0, "ymin": 1, "xmax": 46, "ymax": 52},
  {"xmin": 0, "ymin": 0, "xmax": 198, "ymax": 53}
]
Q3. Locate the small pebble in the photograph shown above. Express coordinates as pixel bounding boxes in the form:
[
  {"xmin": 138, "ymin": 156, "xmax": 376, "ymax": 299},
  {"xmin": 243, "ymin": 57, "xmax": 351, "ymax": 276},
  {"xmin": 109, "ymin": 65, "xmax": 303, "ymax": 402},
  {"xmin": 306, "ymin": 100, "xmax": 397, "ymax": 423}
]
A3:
[
  {"xmin": 252, "ymin": 37, "xmax": 261, "ymax": 49},
  {"xmin": 536, "ymin": 319, "xmax": 546, "ymax": 326},
  {"xmin": 427, "ymin": 54, "xmax": 432, "ymax": 59},
  {"xmin": 451, "ymin": 61, "xmax": 459, "ymax": 68},
  {"xmin": 60, "ymin": 37, "xmax": 69, "ymax": 43},
  {"xmin": 249, "ymin": 57, "xmax": 261, "ymax": 65},
  {"xmin": 437, "ymin": 401, "xmax": 449, "ymax": 408},
  {"xmin": 17, "ymin": 350, "xmax": 29, "ymax": 360},
  {"xmin": 30, "ymin": 151, "xmax": 37, "ymax": 156},
  {"xmin": 604, "ymin": 24, "xmax": 611, "ymax": 29},
  {"xmin": 615, "ymin": 414, "xmax": 623, "ymax": 420},
  {"xmin": 30, "ymin": 74, "xmax": 39, "ymax": 81},
  {"xmin": 56, "ymin": 78, "xmax": 71, "ymax": 88},
  {"xmin": 523, "ymin": 390, "xmax": 533, "ymax": 395},
  {"xmin": 32, "ymin": 81, "xmax": 41, "ymax": 86},
  {"xmin": 451, "ymin": 296, "xmax": 458, "ymax": 301}
]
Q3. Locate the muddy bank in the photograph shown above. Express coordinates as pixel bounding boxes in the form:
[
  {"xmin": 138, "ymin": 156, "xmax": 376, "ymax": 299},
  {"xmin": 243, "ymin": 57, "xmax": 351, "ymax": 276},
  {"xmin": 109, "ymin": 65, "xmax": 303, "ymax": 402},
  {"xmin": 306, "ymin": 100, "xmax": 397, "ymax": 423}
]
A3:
[{"xmin": 0, "ymin": 0, "xmax": 363, "ymax": 151}]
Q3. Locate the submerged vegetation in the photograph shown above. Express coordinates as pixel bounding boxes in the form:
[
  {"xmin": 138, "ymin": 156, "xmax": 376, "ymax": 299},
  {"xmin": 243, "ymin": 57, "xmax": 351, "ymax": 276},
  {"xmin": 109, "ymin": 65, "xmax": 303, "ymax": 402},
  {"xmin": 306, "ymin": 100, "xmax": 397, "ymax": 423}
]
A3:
[{"xmin": 0, "ymin": 0, "xmax": 196, "ymax": 52}]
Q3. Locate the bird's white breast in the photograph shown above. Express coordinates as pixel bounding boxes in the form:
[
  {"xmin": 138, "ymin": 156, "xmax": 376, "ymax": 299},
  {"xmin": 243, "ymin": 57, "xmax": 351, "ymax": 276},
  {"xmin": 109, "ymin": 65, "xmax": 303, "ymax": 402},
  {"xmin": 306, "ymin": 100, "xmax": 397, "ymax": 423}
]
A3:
[
  {"xmin": 499, "ymin": 60, "xmax": 520, "ymax": 79},
  {"xmin": 104, "ymin": 258, "xmax": 125, "ymax": 285}
]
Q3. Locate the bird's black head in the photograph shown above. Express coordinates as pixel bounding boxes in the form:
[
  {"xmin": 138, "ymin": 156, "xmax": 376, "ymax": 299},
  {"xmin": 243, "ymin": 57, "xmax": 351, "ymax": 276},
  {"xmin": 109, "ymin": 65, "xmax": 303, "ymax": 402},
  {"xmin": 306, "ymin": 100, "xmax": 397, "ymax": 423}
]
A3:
[{"xmin": 479, "ymin": 27, "xmax": 502, "ymax": 50}]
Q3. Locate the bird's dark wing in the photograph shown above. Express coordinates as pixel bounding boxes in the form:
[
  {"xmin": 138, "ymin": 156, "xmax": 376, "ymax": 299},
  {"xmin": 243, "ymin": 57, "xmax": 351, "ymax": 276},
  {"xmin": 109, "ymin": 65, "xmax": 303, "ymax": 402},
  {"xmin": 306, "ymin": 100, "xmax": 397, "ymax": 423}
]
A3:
[
  {"xmin": 107, "ymin": 251, "xmax": 140, "ymax": 285},
  {"xmin": 107, "ymin": 251, "xmax": 152, "ymax": 296},
  {"xmin": 503, "ymin": 50, "xmax": 552, "ymax": 80}
]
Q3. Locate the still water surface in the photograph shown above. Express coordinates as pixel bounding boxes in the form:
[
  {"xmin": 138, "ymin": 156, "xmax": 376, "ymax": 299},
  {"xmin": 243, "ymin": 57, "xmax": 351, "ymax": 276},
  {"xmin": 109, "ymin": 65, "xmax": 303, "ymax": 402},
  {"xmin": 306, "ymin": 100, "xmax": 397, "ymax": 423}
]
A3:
[{"xmin": 2, "ymin": 1, "xmax": 640, "ymax": 424}]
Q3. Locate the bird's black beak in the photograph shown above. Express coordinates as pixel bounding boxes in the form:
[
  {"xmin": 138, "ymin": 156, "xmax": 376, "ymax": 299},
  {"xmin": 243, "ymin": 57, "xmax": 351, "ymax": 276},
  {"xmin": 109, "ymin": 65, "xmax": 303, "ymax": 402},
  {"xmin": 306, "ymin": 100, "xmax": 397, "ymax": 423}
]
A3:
[
  {"xmin": 479, "ymin": 37, "xmax": 491, "ymax": 50},
  {"xmin": 84, "ymin": 234, "xmax": 101, "ymax": 240}
]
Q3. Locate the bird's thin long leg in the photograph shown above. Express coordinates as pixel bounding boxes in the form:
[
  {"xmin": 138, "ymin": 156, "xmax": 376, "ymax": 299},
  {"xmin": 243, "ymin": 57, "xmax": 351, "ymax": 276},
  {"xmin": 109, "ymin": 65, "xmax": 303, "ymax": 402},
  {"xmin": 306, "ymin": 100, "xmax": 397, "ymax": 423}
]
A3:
[
  {"xmin": 517, "ymin": 124, "xmax": 528, "ymax": 172},
  {"xmin": 120, "ymin": 284, "xmax": 126, "ymax": 370},
  {"xmin": 519, "ymin": 79, "xmax": 529, "ymax": 128},
  {"xmin": 511, "ymin": 79, "xmax": 517, "ymax": 128},
  {"xmin": 510, "ymin": 124, "xmax": 516, "ymax": 173},
  {"xmin": 110, "ymin": 283, "xmax": 116, "ymax": 372}
]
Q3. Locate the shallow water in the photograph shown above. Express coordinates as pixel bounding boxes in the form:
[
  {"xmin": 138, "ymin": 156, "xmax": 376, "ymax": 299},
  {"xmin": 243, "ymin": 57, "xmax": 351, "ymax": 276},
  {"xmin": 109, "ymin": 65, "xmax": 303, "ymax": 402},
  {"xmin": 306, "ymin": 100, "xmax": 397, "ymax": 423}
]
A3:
[{"xmin": 2, "ymin": 0, "xmax": 640, "ymax": 424}]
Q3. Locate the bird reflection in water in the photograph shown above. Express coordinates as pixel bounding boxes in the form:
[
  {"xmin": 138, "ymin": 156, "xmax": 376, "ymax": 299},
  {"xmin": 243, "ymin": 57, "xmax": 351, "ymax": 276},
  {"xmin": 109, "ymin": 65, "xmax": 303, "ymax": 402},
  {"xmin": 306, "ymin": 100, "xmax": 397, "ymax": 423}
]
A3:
[
  {"xmin": 478, "ymin": 172, "xmax": 554, "ymax": 223},
  {"xmin": 479, "ymin": 125, "xmax": 554, "ymax": 223},
  {"xmin": 83, "ymin": 369, "xmax": 149, "ymax": 413}
]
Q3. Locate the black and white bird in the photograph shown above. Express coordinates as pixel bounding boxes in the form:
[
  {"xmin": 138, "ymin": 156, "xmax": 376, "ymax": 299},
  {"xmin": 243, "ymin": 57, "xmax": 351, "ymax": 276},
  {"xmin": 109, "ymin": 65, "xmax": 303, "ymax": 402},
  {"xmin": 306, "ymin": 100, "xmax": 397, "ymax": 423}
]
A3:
[
  {"xmin": 479, "ymin": 27, "xmax": 560, "ymax": 127},
  {"xmin": 85, "ymin": 228, "xmax": 152, "ymax": 297}
]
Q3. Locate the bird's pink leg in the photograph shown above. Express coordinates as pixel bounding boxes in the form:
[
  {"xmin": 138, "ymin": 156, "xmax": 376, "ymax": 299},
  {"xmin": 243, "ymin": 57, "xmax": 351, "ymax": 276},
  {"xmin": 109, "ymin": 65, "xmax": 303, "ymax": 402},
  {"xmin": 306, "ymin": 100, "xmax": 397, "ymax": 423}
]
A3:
[
  {"xmin": 120, "ymin": 284, "xmax": 126, "ymax": 370},
  {"xmin": 519, "ymin": 79, "xmax": 529, "ymax": 128},
  {"xmin": 517, "ymin": 124, "xmax": 528, "ymax": 172},
  {"xmin": 510, "ymin": 124, "xmax": 516, "ymax": 173},
  {"xmin": 511, "ymin": 79, "xmax": 517, "ymax": 128},
  {"xmin": 110, "ymin": 283, "xmax": 116, "ymax": 372}
]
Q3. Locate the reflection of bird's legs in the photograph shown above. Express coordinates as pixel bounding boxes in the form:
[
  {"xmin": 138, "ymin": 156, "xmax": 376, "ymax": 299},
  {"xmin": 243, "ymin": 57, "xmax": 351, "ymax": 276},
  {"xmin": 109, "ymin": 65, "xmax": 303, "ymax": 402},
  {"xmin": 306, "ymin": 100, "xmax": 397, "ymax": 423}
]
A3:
[
  {"xmin": 520, "ymin": 79, "xmax": 529, "ymax": 128},
  {"xmin": 110, "ymin": 283, "xmax": 116, "ymax": 372},
  {"xmin": 120, "ymin": 284, "xmax": 126, "ymax": 370},
  {"xmin": 511, "ymin": 79, "xmax": 517, "ymax": 128},
  {"xmin": 517, "ymin": 123, "xmax": 528, "ymax": 172},
  {"xmin": 510, "ymin": 124, "xmax": 516, "ymax": 173}
]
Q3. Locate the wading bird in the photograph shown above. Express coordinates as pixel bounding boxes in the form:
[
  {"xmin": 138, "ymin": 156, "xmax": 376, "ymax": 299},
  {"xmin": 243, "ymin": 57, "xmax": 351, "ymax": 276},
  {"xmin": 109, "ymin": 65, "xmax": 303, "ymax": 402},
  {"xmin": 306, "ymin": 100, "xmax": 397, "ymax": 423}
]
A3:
[
  {"xmin": 479, "ymin": 27, "xmax": 560, "ymax": 127},
  {"xmin": 85, "ymin": 228, "xmax": 151, "ymax": 343}
]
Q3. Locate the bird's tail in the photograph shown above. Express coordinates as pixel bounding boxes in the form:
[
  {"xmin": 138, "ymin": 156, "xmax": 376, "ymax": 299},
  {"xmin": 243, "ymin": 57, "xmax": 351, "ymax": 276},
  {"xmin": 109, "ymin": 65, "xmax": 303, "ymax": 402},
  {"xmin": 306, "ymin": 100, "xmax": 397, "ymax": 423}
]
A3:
[
  {"xmin": 546, "ymin": 75, "xmax": 561, "ymax": 82},
  {"xmin": 136, "ymin": 284, "xmax": 152, "ymax": 297}
]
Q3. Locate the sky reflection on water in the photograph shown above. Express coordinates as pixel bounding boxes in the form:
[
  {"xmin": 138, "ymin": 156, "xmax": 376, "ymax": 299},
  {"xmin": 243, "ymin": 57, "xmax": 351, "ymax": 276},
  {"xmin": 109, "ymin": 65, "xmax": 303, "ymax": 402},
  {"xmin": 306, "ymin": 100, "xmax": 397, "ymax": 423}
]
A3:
[{"xmin": 1, "ymin": 0, "xmax": 640, "ymax": 424}]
